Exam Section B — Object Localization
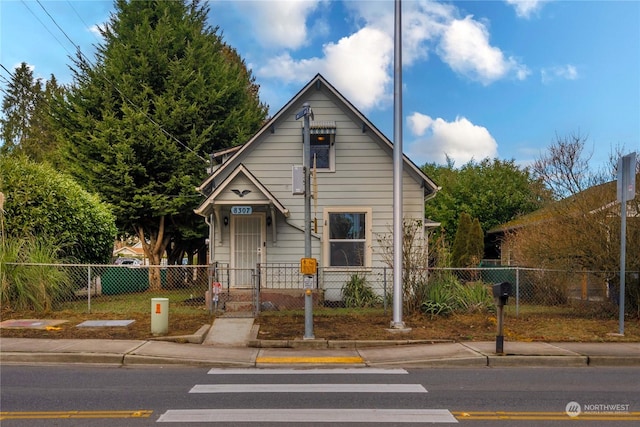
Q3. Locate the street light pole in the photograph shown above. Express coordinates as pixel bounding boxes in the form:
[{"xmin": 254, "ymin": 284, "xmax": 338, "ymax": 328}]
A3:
[{"xmin": 391, "ymin": 0, "xmax": 406, "ymax": 329}]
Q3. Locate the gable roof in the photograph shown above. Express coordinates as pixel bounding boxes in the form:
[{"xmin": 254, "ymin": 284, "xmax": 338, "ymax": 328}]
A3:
[
  {"xmin": 195, "ymin": 164, "xmax": 289, "ymax": 217},
  {"xmin": 197, "ymin": 73, "xmax": 439, "ymax": 197}
]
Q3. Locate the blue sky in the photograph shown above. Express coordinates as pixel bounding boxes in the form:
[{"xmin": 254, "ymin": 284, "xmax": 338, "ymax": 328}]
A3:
[{"xmin": 1, "ymin": 0, "xmax": 639, "ymax": 169}]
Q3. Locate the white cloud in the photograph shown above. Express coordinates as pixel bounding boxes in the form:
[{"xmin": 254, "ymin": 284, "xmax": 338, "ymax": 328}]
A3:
[
  {"xmin": 438, "ymin": 16, "xmax": 530, "ymax": 85},
  {"xmin": 259, "ymin": 27, "xmax": 393, "ymax": 111},
  {"xmin": 505, "ymin": 0, "xmax": 549, "ymax": 19},
  {"xmin": 320, "ymin": 28, "xmax": 393, "ymax": 110},
  {"xmin": 236, "ymin": 0, "xmax": 323, "ymax": 50},
  {"xmin": 407, "ymin": 112, "xmax": 498, "ymax": 165},
  {"xmin": 252, "ymin": 1, "xmax": 529, "ymax": 111},
  {"xmin": 541, "ymin": 64, "xmax": 579, "ymax": 84}
]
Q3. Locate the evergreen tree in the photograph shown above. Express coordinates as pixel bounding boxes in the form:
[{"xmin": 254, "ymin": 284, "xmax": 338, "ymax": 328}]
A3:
[
  {"xmin": 468, "ymin": 218, "xmax": 484, "ymax": 266},
  {"xmin": 1, "ymin": 63, "xmax": 42, "ymax": 156},
  {"xmin": 451, "ymin": 212, "xmax": 472, "ymax": 268},
  {"xmin": 1, "ymin": 63, "xmax": 64, "ymax": 163},
  {"xmin": 54, "ymin": 0, "xmax": 267, "ymax": 288}
]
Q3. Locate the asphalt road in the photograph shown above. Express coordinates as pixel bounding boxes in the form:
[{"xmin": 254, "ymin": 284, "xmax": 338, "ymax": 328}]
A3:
[{"xmin": 1, "ymin": 365, "xmax": 639, "ymax": 426}]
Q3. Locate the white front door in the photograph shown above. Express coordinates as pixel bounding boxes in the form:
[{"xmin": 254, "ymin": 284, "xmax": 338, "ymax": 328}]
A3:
[{"xmin": 231, "ymin": 213, "xmax": 265, "ymax": 287}]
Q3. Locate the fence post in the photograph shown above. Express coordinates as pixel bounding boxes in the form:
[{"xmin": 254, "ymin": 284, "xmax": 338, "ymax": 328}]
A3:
[
  {"xmin": 383, "ymin": 267, "xmax": 388, "ymax": 314},
  {"xmin": 515, "ymin": 267, "xmax": 520, "ymax": 317},
  {"xmin": 254, "ymin": 266, "xmax": 260, "ymax": 317},
  {"xmin": 87, "ymin": 265, "xmax": 92, "ymax": 313}
]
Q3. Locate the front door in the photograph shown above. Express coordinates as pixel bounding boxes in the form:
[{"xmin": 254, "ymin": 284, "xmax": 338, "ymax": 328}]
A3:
[{"xmin": 231, "ymin": 213, "xmax": 265, "ymax": 287}]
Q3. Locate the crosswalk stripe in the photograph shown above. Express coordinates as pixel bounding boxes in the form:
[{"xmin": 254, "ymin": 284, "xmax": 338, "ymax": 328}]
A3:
[
  {"xmin": 207, "ymin": 367, "xmax": 408, "ymax": 375},
  {"xmin": 256, "ymin": 356, "xmax": 364, "ymax": 364},
  {"xmin": 190, "ymin": 383, "xmax": 427, "ymax": 393},
  {"xmin": 157, "ymin": 408, "xmax": 457, "ymax": 423}
]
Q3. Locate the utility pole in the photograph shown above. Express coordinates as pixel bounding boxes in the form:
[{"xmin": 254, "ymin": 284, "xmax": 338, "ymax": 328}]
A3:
[
  {"xmin": 617, "ymin": 152, "xmax": 636, "ymax": 335},
  {"xmin": 296, "ymin": 102, "xmax": 315, "ymax": 339}
]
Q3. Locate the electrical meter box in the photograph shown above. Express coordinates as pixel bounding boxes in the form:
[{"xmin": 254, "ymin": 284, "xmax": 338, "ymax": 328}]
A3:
[{"xmin": 292, "ymin": 165, "xmax": 305, "ymax": 195}]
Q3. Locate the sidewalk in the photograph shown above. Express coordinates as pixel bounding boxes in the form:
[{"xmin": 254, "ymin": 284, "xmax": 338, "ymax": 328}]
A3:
[{"xmin": 2, "ymin": 336, "xmax": 639, "ymax": 368}]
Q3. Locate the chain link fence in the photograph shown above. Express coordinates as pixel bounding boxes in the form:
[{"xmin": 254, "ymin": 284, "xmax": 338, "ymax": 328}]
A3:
[{"xmin": 2, "ymin": 262, "xmax": 637, "ymax": 318}]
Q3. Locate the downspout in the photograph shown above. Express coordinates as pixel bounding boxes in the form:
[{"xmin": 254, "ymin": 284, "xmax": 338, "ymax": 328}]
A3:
[{"xmin": 204, "ymin": 213, "xmax": 215, "ymax": 264}]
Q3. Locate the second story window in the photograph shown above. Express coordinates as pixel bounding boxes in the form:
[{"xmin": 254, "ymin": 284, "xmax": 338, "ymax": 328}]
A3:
[
  {"xmin": 311, "ymin": 133, "xmax": 332, "ymax": 169},
  {"xmin": 305, "ymin": 121, "xmax": 336, "ymax": 171}
]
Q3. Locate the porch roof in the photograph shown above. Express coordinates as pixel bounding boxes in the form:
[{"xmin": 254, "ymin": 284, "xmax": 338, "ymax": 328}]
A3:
[{"xmin": 194, "ymin": 164, "xmax": 289, "ymax": 218}]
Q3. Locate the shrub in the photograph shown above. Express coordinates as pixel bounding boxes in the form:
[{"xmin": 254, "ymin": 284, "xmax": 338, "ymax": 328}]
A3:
[
  {"xmin": 0, "ymin": 235, "xmax": 72, "ymax": 312},
  {"xmin": 421, "ymin": 273, "xmax": 494, "ymax": 317},
  {"xmin": 342, "ymin": 273, "xmax": 381, "ymax": 308},
  {"xmin": 420, "ymin": 272, "xmax": 459, "ymax": 317},
  {"xmin": 455, "ymin": 281, "xmax": 495, "ymax": 313},
  {"xmin": 0, "ymin": 156, "xmax": 117, "ymax": 263}
]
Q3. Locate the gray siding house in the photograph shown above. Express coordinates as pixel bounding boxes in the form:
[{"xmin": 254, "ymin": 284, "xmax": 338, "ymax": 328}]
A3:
[{"xmin": 195, "ymin": 74, "xmax": 439, "ymax": 303}]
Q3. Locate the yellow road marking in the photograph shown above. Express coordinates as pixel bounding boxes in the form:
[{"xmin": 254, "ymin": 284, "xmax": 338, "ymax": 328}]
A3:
[
  {"xmin": 452, "ymin": 411, "xmax": 640, "ymax": 421},
  {"xmin": 0, "ymin": 410, "xmax": 153, "ymax": 420},
  {"xmin": 256, "ymin": 356, "xmax": 364, "ymax": 364}
]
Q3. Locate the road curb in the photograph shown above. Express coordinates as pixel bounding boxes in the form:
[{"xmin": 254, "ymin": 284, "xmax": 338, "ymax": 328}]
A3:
[
  {"xmin": 122, "ymin": 354, "xmax": 255, "ymax": 367},
  {"xmin": 366, "ymin": 357, "xmax": 489, "ymax": 368},
  {"xmin": 0, "ymin": 352, "xmax": 125, "ymax": 365},
  {"xmin": 247, "ymin": 339, "xmax": 453, "ymax": 349},
  {"xmin": 487, "ymin": 355, "xmax": 588, "ymax": 367},
  {"xmin": 587, "ymin": 356, "xmax": 640, "ymax": 366}
]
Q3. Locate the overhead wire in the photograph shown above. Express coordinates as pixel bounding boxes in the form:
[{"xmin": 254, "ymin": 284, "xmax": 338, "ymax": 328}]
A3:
[{"xmin": 20, "ymin": 0, "xmax": 209, "ymax": 163}]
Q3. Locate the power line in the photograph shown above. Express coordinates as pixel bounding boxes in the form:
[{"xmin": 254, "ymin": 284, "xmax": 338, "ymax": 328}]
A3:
[
  {"xmin": 26, "ymin": 0, "xmax": 209, "ymax": 163},
  {"xmin": 20, "ymin": 0, "xmax": 74, "ymax": 58}
]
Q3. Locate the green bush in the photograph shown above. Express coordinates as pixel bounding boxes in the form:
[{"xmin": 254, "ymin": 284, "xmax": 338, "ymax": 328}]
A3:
[
  {"xmin": 0, "ymin": 156, "xmax": 117, "ymax": 263},
  {"xmin": 420, "ymin": 274, "xmax": 457, "ymax": 317},
  {"xmin": 342, "ymin": 273, "xmax": 381, "ymax": 308},
  {"xmin": 455, "ymin": 281, "xmax": 495, "ymax": 313},
  {"xmin": 421, "ymin": 273, "xmax": 494, "ymax": 317}
]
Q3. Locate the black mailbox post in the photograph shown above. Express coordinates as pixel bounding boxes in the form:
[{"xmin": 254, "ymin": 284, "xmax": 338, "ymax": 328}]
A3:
[{"xmin": 492, "ymin": 282, "xmax": 512, "ymax": 354}]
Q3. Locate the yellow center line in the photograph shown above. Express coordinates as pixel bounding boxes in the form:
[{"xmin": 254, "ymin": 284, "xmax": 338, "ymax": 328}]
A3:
[
  {"xmin": 0, "ymin": 410, "xmax": 153, "ymax": 420},
  {"xmin": 452, "ymin": 411, "xmax": 640, "ymax": 421},
  {"xmin": 256, "ymin": 356, "xmax": 364, "ymax": 364}
]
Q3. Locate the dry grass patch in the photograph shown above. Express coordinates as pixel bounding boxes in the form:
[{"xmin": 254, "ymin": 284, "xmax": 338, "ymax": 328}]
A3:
[{"xmin": 1, "ymin": 306, "xmax": 638, "ymax": 342}]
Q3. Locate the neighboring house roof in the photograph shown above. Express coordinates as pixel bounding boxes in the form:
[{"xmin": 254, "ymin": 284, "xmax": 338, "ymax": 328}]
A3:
[
  {"xmin": 489, "ymin": 176, "xmax": 639, "ymax": 234},
  {"xmin": 196, "ymin": 73, "xmax": 439, "ymax": 200},
  {"xmin": 113, "ymin": 245, "xmax": 144, "ymax": 258}
]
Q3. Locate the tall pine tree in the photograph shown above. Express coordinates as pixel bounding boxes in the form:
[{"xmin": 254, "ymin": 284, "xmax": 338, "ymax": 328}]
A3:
[
  {"xmin": 55, "ymin": 0, "xmax": 267, "ymax": 288},
  {"xmin": 451, "ymin": 212, "xmax": 472, "ymax": 268},
  {"xmin": 1, "ymin": 63, "xmax": 63, "ymax": 163}
]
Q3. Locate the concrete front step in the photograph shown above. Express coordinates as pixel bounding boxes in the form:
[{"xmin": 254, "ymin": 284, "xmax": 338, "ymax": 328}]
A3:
[{"xmin": 225, "ymin": 300, "xmax": 255, "ymax": 312}]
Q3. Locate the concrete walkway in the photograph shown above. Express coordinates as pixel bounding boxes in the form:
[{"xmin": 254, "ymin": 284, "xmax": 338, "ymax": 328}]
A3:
[{"xmin": 202, "ymin": 318, "xmax": 257, "ymax": 346}]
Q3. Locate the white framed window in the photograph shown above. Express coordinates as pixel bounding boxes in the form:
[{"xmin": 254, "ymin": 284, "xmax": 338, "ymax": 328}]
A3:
[
  {"xmin": 311, "ymin": 133, "xmax": 334, "ymax": 170},
  {"xmin": 323, "ymin": 207, "xmax": 372, "ymax": 268},
  {"xmin": 304, "ymin": 121, "xmax": 336, "ymax": 172}
]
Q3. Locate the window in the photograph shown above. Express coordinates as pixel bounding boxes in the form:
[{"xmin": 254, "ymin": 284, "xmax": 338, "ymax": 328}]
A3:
[
  {"xmin": 304, "ymin": 121, "xmax": 335, "ymax": 171},
  {"xmin": 311, "ymin": 134, "xmax": 331, "ymax": 169},
  {"xmin": 325, "ymin": 208, "xmax": 371, "ymax": 267}
]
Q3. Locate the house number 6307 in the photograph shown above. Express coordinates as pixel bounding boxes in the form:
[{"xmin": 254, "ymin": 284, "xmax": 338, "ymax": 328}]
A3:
[{"xmin": 231, "ymin": 206, "xmax": 252, "ymax": 215}]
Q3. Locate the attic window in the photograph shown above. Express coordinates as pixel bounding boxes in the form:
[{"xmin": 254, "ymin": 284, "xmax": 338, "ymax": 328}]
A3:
[{"xmin": 304, "ymin": 121, "xmax": 336, "ymax": 171}]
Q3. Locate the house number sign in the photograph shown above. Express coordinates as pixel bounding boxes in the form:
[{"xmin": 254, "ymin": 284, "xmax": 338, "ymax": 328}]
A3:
[{"xmin": 231, "ymin": 206, "xmax": 252, "ymax": 215}]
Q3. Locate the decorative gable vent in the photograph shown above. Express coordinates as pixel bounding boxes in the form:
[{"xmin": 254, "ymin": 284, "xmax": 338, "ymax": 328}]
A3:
[{"xmin": 303, "ymin": 121, "xmax": 336, "ymax": 135}]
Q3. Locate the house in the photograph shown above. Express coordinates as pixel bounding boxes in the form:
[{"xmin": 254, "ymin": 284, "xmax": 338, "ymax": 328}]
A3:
[
  {"xmin": 488, "ymin": 176, "xmax": 639, "ymax": 267},
  {"xmin": 112, "ymin": 241, "xmax": 146, "ymax": 264},
  {"xmin": 195, "ymin": 74, "xmax": 439, "ymax": 304}
]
